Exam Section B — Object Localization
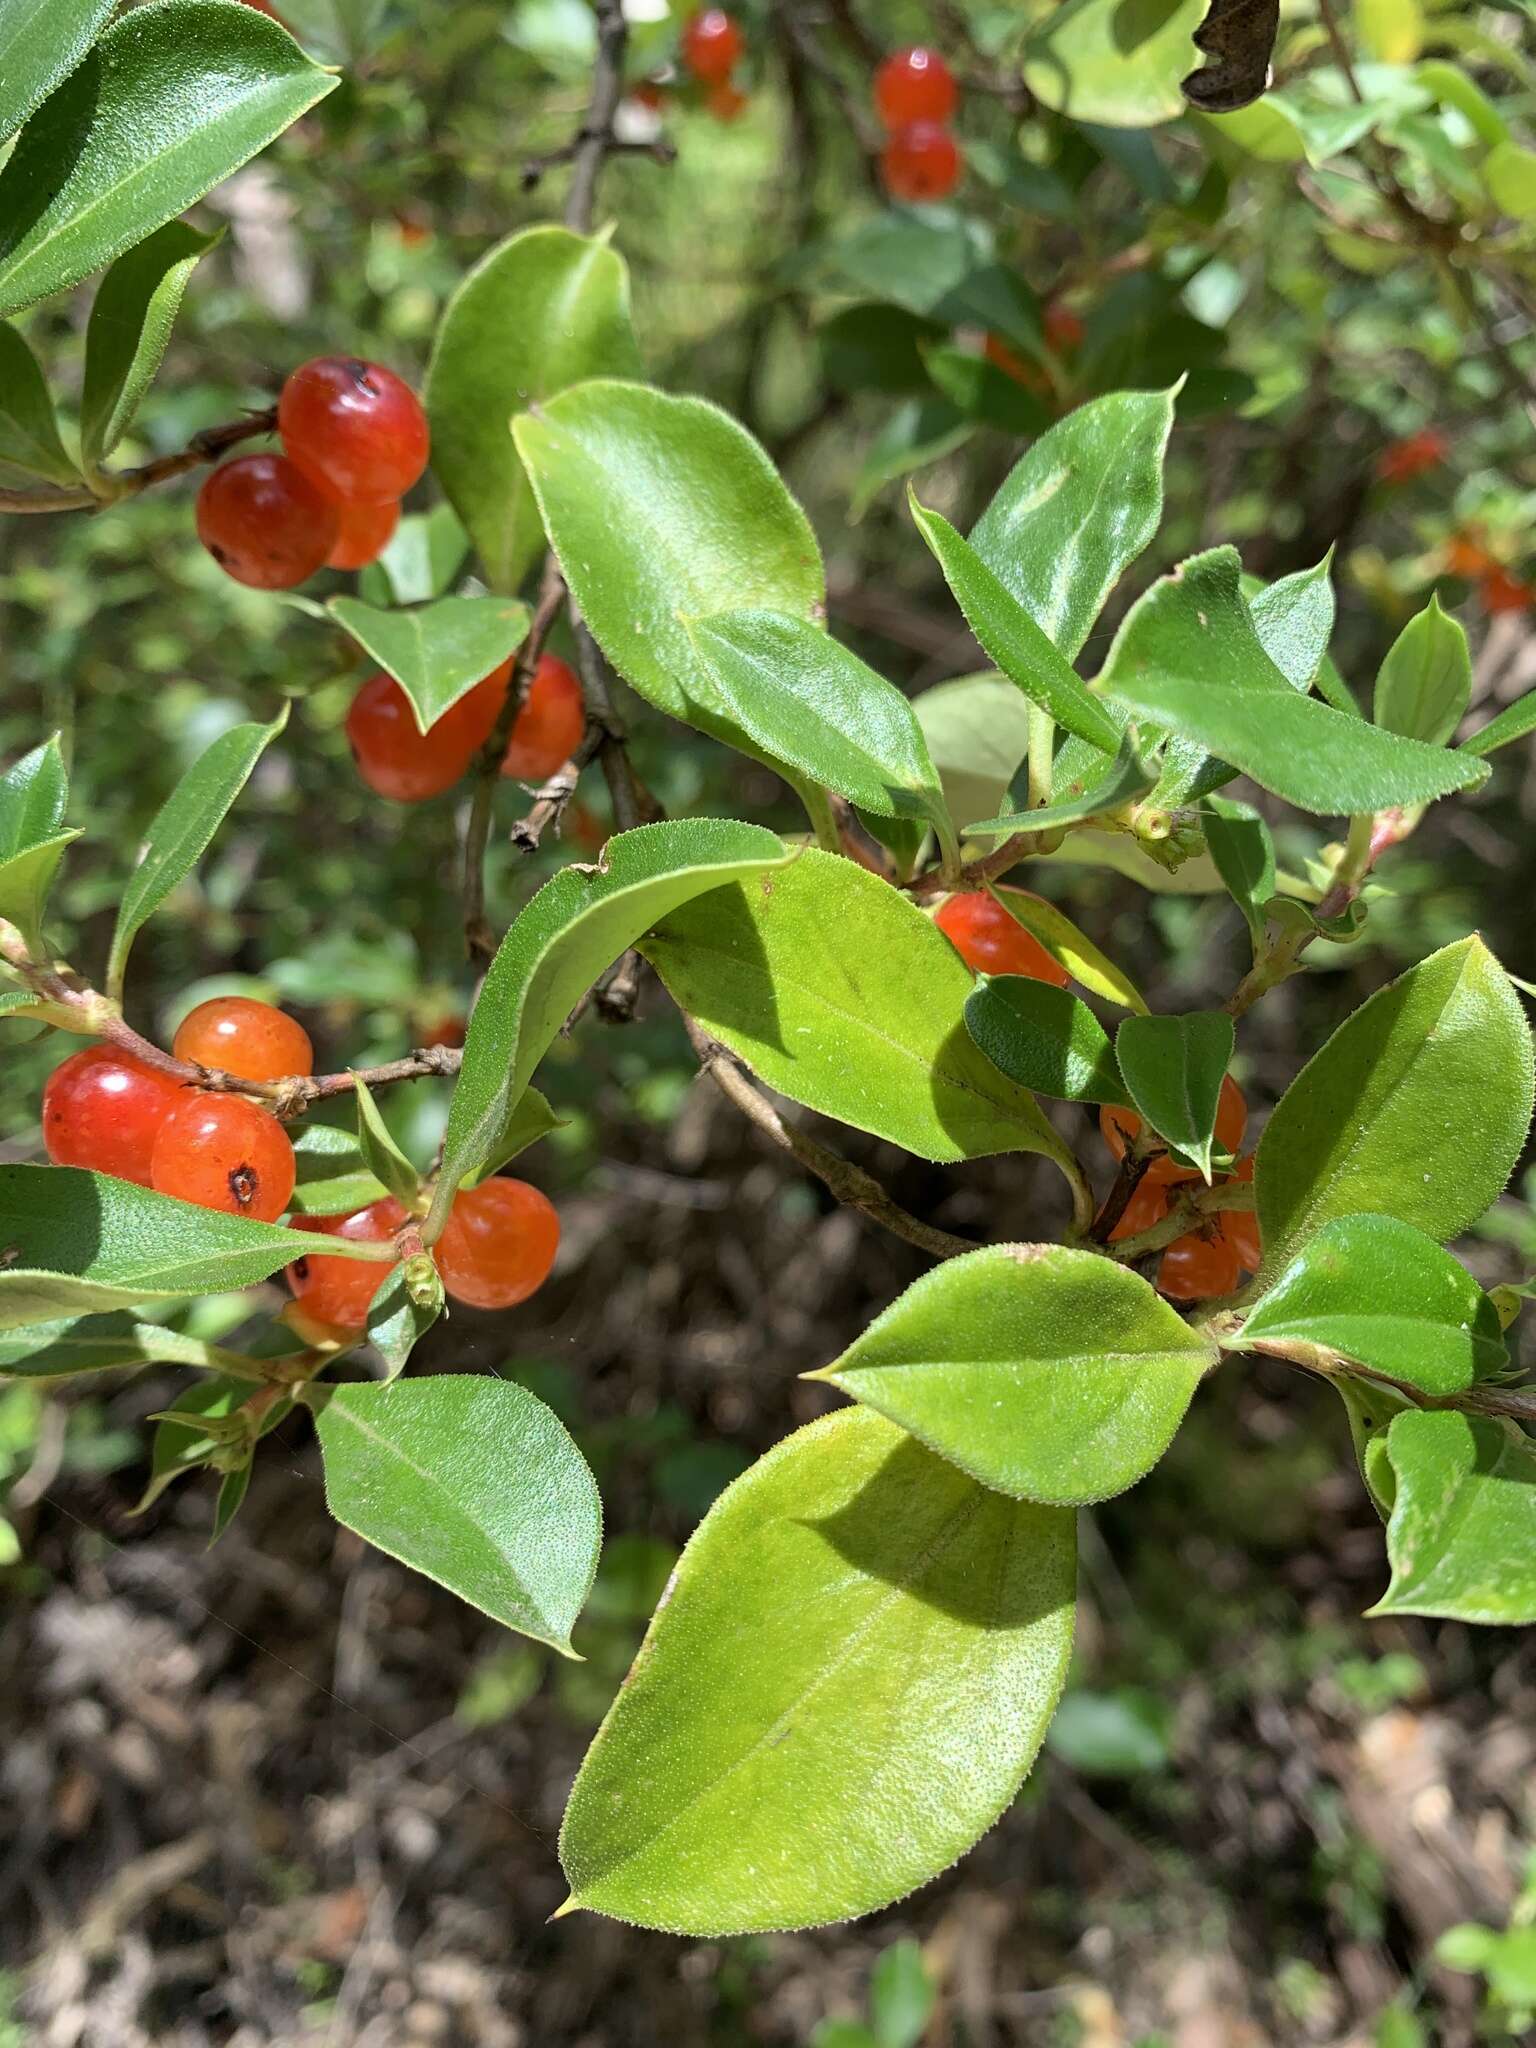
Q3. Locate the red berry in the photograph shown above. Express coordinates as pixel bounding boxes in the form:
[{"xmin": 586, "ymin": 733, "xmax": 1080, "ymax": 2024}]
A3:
[
  {"xmin": 633, "ymin": 80, "xmax": 666, "ymax": 112},
  {"xmin": 881, "ymin": 122, "xmax": 962, "ymax": 203},
  {"xmin": 278, "ymin": 357, "xmax": 429, "ymax": 504},
  {"xmin": 173, "ymin": 997, "xmax": 313, "ymax": 1084},
  {"xmin": 983, "ymin": 332, "xmax": 1050, "ymax": 394},
  {"xmin": 435, "ymin": 1178, "xmax": 560, "ymax": 1311},
  {"xmin": 1159, "ymin": 1229, "xmax": 1243, "ymax": 1303},
  {"xmin": 680, "ymin": 9, "xmax": 742, "ymax": 83},
  {"xmin": 1220, "ymin": 1153, "xmax": 1262, "ymax": 1272},
  {"xmin": 345, "ymin": 662, "xmax": 507, "ymax": 802},
  {"xmin": 1043, "ymin": 301, "xmax": 1085, "ymax": 355},
  {"xmin": 327, "ymin": 496, "xmax": 399, "ymax": 571},
  {"xmin": 42, "ymin": 1045, "xmax": 185, "ymax": 1186},
  {"xmin": 150, "ymin": 1094, "xmax": 295, "ymax": 1221},
  {"xmin": 934, "ymin": 890, "xmax": 1070, "ymax": 986},
  {"xmin": 874, "ymin": 46, "xmax": 957, "ymax": 127},
  {"xmin": 1107, "ymin": 1170, "xmax": 1173, "ymax": 1244},
  {"xmin": 286, "ymin": 1197, "xmax": 407, "ymax": 1330},
  {"xmin": 1481, "ymin": 565, "xmax": 1533, "ymax": 615},
  {"xmin": 1100, "ymin": 1075, "xmax": 1247, "ymax": 1163},
  {"xmin": 707, "ymin": 79, "xmax": 748, "ymax": 121},
  {"xmin": 1376, "ymin": 428, "xmax": 1447, "ymax": 486},
  {"xmin": 196, "ymin": 453, "xmax": 340, "ymax": 590},
  {"xmin": 420, "ymin": 1013, "xmax": 466, "ymax": 1050},
  {"xmin": 501, "ymin": 654, "xmax": 585, "ymax": 782}
]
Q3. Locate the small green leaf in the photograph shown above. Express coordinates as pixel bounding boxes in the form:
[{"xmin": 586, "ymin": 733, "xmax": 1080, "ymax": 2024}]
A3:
[
  {"xmin": 1461, "ymin": 689, "xmax": 1536, "ymax": 758},
  {"xmin": 964, "ymin": 979, "xmax": 1130, "ymax": 1106},
  {"xmin": 0, "ymin": 0, "xmax": 337, "ymax": 316},
  {"xmin": 985, "ymin": 889, "xmax": 1148, "ymax": 1012},
  {"xmin": 364, "ymin": 502, "xmax": 470, "ymax": 607},
  {"xmin": 850, "ymin": 397, "xmax": 972, "ymax": 519},
  {"xmin": 1202, "ymin": 794, "xmax": 1276, "ymax": 945},
  {"xmin": 909, "ymin": 493, "xmax": 1122, "ymax": 755},
  {"xmin": 1023, "ymin": 0, "xmax": 1205, "ymax": 126},
  {"xmin": 352, "ymin": 1075, "xmax": 423, "ymax": 1210},
  {"xmin": 314, "ymin": 1375, "xmax": 602, "ymax": 1652},
  {"xmin": 1231, "ymin": 1214, "xmax": 1506, "ymax": 1395},
  {"xmin": 1247, "ymin": 554, "xmax": 1335, "ymax": 693},
  {"xmin": 0, "ymin": 732, "xmax": 66, "ymax": 853},
  {"xmin": 457, "ymin": 1086, "xmax": 563, "ymax": 1188},
  {"xmin": 1046, "ymin": 1686, "xmax": 1173, "ymax": 1776},
  {"xmin": 558, "ymin": 1407, "xmax": 1075, "ymax": 1933},
  {"xmin": 1369, "ymin": 1409, "xmax": 1536, "ymax": 1624},
  {"xmin": 870, "ymin": 1941, "xmax": 934, "ymax": 2048},
  {"xmin": 1115, "ymin": 1010, "xmax": 1235, "ymax": 1177},
  {"xmin": 328, "ymin": 595, "xmax": 530, "ymax": 735},
  {"xmin": 1256, "ymin": 938, "xmax": 1534, "ymax": 1277},
  {"xmin": 640, "ymin": 849, "xmax": 1076, "ymax": 1173},
  {"xmin": 0, "ymin": 320, "xmax": 80, "ymax": 485},
  {"xmin": 1485, "ymin": 139, "xmax": 1536, "ymax": 219},
  {"xmin": 0, "ymin": 0, "xmax": 116, "ymax": 148},
  {"xmin": 0, "ymin": 830, "xmax": 79, "ymax": 952},
  {"xmin": 814, "ymin": 1247, "xmax": 1212, "ymax": 1503},
  {"xmin": 0, "ymin": 1312, "xmax": 254, "ymax": 1380},
  {"xmin": 79, "ymin": 220, "xmax": 220, "ymax": 466},
  {"xmin": 432, "ymin": 820, "xmax": 790, "ymax": 1233},
  {"xmin": 912, "ymin": 672, "xmax": 1034, "ymax": 834},
  {"xmin": 424, "ymin": 225, "xmax": 642, "ymax": 592},
  {"xmin": 289, "ymin": 1122, "xmax": 389, "ymax": 1216},
  {"xmin": 364, "ymin": 1260, "xmax": 440, "ymax": 1381},
  {"xmin": 136, "ymin": 1372, "xmax": 288, "ymax": 1512},
  {"xmin": 1374, "ymin": 595, "xmax": 1471, "ymax": 747},
  {"xmin": 964, "ymin": 730, "xmax": 1158, "ymax": 839},
  {"xmin": 107, "ymin": 708, "xmax": 285, "ymax": 996}
]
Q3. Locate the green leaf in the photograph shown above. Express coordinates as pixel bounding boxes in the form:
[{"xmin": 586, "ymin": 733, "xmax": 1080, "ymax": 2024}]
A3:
[
  {"xmin": 1115, "ymin": 1010, "xmax": 1234, "ymax": 1178},
  {"xmin": 352, "ymin": 1075, "xmax": 423, "ymax": 1209},
  {"xmin": 1046, "ymin": 1687, "xmax": 1172, "ymax": 1776},
  {"xmin": 814, "ymin": 1247, "xmax": 1211, "ymax": 1503},
  {"xmin": 136, "ymin": 1372, "xmax": 289, "ymax": 1512},
  {"xmin": 909, "ymin": 494, "xmax": 1122, "ymax": 754},
  {"xmin": 851, "ymin": 397, "xmax": 972, "ymax": 519},
  {"xmin": 424, "ymin": 225, "xmax": 642, "ymax": 593},
  {"xmin": 457, "ymin": 1086, "xmax": 563, "ymax": 1188},
  {"xmin": 640, "ymin": 850, "xmax": 1075, "ymax": 1172},
  {"xmin": 1460, "ymin": 689, "xmax": 1536, "ymax": 759},
  {"xmin": 964, "ymin": 979, "xmax": 1130, "ymax": 1106},
  {"xmin": 328, "ymin": 595, "xmax": 530, "ymax": 735},
  {"xmin": 1022, "ymin": 0, "xmax": 1205, "ymax": 126},
  {"xmin": 0, "ymin": 1311, "xmax": 253, "ymax": 1380},
  {"xmin": 0, "ymin": 320, "xmax": 80, "ymax": 484},
  {"xmin": 364, "ymin": 1260, "xmax": 440, "ymax": 1381},
  {"xmin": 512, "ymin": 381, "xmax": 823, "ymax": 756},
  {"xmin": 289, "ymin": 1121, "xmax": 389, "ymax": 1216},
  {"xmin": 364, "ymin": 502, "xmax": 470, "ymax": 607},
  {"xmin": 0, "ymin": 732, "xmax": 66, "ymax": 854},
  {"xmin": 921, "ymin": 346, "xmax": 1052, "ymax": 435},
  {"xmin": 0, "ymin": 0, "xmax": 337, "ymax": 316},
  {"xmin": 912, "ymin": 673, "xmax": 1033, "ymax": 834},
  {"xmin": 985, "ymin": 889, "xmax": 1148, "ymax": 1012},
  {"xmin": 963, "ymin": 731, "xmax": 1158, "ymax": 840},
  {"xmin": 0, "ymin": 830, "xmax": 79, "ymax": 952},
  {"xmin": 107, "ymin": 707, "xmax": 285, "ymax": 997},
  {"xmin": 1485, "ymin": 139, "xmax": 1536, "ymax": 220},
  {"xmin": 558, "ymin": 1407, "xmax": 1075, "ymax": 1933},
  {"xmin": 431, "ymin": 820, "xmax": 790, "ymax": 1233},
  {"xmin": 970, "ymin": 389, "xmax": 1176, "ymax": 660},
  {"xmin": 0, "ymin": 0, "xmax": 116, "ymax": 149},
  {"xmin": 870, "ymin": 1941, "xmax": 934, "ymax": 2048},
  {"xmin": 313, "ymin": 1375, "xmax": 601, "ymax": 1652},
  {"xmin": 1231, "ymin": 1214, "xmax": 1506, "ymax": 1395},
  {"xmin": 1256, "ymin": 938, "xmax": 1534, "ymax": 1277},
  {"xmin": 1369, "ymin": 1410, "xmax": 1536, "ymax": 1624},
  {"xmin": 0, "ymin": 1164, "xmax": 387, "ymax": 1329},
  {"xmin": 1247, "ymin": 555, "xmax": 1335, "ymax": 693},
  {"xmin": 1202, "ymin": 794, "xmax": 1275, "ymax": 945},
  {"xmin": 689, "ymin": 610, "xmax": 953, "ymax": 847},
  {"xmin": 1373, "ymin": 596, "xmax": 1471, "ymax": 747},
  {"xmin": 79, "ymin": 220, "xmax": 220, "ymax": 466}
]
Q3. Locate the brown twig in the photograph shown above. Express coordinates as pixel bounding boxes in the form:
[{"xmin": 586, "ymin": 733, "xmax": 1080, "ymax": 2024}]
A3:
[
  {"xmin": 1089, "ymin": 1149, "xmax": 1152, "ymax": 1247},
  {"xmin": 1106, "ymin": 1177, "xmax": 1256, "ymax": 1264},
  {"xmin": 563, "ymin": 0, "xmax": 635, "ymax": 232},
  {"xmin": 0, "ymin": 408, "xmax": 278, "ymax": 516}
]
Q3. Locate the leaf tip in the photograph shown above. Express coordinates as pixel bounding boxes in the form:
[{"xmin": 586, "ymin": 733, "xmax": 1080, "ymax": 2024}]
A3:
[{"xmin": 548, "ymin": 1893, "xmax": 584, "ymax": 1923}]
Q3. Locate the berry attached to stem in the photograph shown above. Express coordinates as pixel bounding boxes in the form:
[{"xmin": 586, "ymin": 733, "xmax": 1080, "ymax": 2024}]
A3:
[
  {"xmin": 150, "ymin": 1094, "xmax": 296, "ymax": 1221},
  {"xmin": 1158, "ymin": 1228, "xmax": 1243, "ymax": 1303},
  {"xmin": 278, "ymin": 357, "xmax": 429, "ymax": 504},
  {"xmin": 327, "ymin": 496, "xmax": 400, "ymax": 571},
  {"xmin": 881, "ymin": 122, "xmax": 962, "ymax": 203},
  {"xmin": 196, "ymin": 454, "xmax": 340, "ymax": 589},
  {"xmin": 680, "ymin": 9, "xmax": 742, "ymax": 83},
  {"xmin": 501, "ymin": 654, "xmax": 586, "ymax": 782},
  {"xmin": 435, "ymin": 1178, "xmax": 560, "ymax": 1310},
  {"xmin": 42, "ymin": 1045, "xmax": 185, "ymax": 1186},
  {"xmin": 874, "ymin": 46, "xmax": 957, "ymax": 127},
  {"xmin": 934, "ymin": 890, "xmax": 1070, "ymax": 986},
  {"xmin": 286, "ymin": 1197, "xmax": 408, "ymax": 1330},
  {"xmin": 173, "ymin": 997, "xmax": 314, "ymax": 1084},
  {"xmin": 345, "ymin": 662, "xmax": 507, "ymax": 802}
]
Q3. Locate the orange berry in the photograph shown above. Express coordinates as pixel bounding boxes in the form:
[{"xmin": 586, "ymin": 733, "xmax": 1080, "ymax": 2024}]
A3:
[
  {"xmin": 935, "ymin": 891, "xmax": 1070, "ymax": 985},
  {"xmin": 1158, "ymin": 1229, "xmax": 1243, "ymax": 1303},
  {"xmin": 1481, "ymin": 565, "xmax": 1533, "ymax": 615},
  {"xmin": 1042, "ymin": 301, "xmax": 1085, "ymax": 354},
  {"xmin": 287, "ymin": 1198, "xmax": 407, "ymax": 1330},
  {"xmin": 501, "ymin": 654, "xmax": 585, "ymax": 782},
  {"xmin": 327, "ymin": 496, "xmax": 399, "ymax": 571},
  {"xmin": 150, "ymin": 1095, "xmax": 295, "ymax": 1222},
  {"xmin": 173, "ymin": 997, "xmax": 313, "ymax": 1084},
  {"xmin": 42, "ymin": 1046, "xmax": 185, "ymax": 1186},
  {"xmin": 1099, "ymin": 1075, "xmax": 1247, "ymax": 1164},
  {"xmin": 1375, "ymin": 428, "xmax": 1448, "ymax": 486},
  {"xmin": 435, "ymin": 1178, "xmax": 560, "ymax": 1311},
  {"xmin": 983, "ymin": 332, "xmax": 1050, "ymax": 394},
  {"xmin": 881, "ymin": 122, "xmax": 962, "ymax": 203}
]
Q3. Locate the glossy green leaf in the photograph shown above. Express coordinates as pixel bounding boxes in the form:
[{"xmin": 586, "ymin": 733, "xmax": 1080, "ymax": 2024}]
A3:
[
  {"xmin": 431, "ymin": 821, "xmax": 790, "ymax": 1233},
  {"xmin": 79, "ymin": 220, "xmax": 220, "ymax": 466},
  {"xmin": 352, "ymin": 1074, "xmax": 423, "ymax": 1209},
  {"xmin": 328, "ymin": 595, "xmax": 530, "ymax": 735},
  {"xmin": 1247, "ymin": 555, "xmax": 1335, "ymax": 693},
  {"xmin": 0, "ymin": 0, "xmax": 116, "ymax": 148},
  {"xmin": 912, "ymin": 673, "xmax": 1034, "ymax": 833},
  {"xmin": 1369, "ymin": 1410, "xmax": 1536, "ymax": 1624},
  {"xmin": 0, "ymin": 320, "xmax": 79, "ymax": 485},
  {"xmin": 107, "ymin": 707, "xmax": 286, "ymax": 997},
  {"xmin": 964, "ymin": 731, "xmax": 1158, "ymax": 840},
  {"xmin": 364, "ymin": 1260, "xmax": 440, "ymax": 1382},
  {"xmin": 512, "ymin": 381, "xmax": 823, "ymax": 754},
  {"xmin": 314, "ymin": 1375, "xmax": 601, "ymax": 1653},
  {"xmin": 1460, "ymin": 689, "xmax": 1536, "ymax": 759},
  {"xmin": 909, "ymin": 494, "xmax": 1121, "ymax": 754},
  {"xmin": 364, "ymin": 502, "xmax": 470, "ymax": 607},
  {"xmin": 814, "ymin": 1246, "xmax": 1211, "ymax": 1505},
  {"xmin": 558, "ymin": 1407, "xmax": 1075, "ymax": 1933},
  {"xmin": 1022, "ymin": 0, "xmax": 1205, "ymax": 127},
  {"xmin": 640, "ymin": 850, "xmax": 1075, "ymax": 1172},
  {"xmin": 0, "ymin": 1311, "xmax": 253, "ymax": 1380},
  {"xmin": 0, "ymin": 0, "xmax": 337, "ymax": 316},
  {"xmin": 0, "ymin": 1164, "xmax": 387, "ymax": 1329},
  {"xmin": 1202, "ymin": 794, "xmax": 1275, "ymax": 945},
  {"xmin": 290, "ymin": 1122, "xmax": 389, "ymax": 1216},
  {"xmin": 1115, "ymin": 1010, "xmax": 1235, "ymax": 1178},
  {"xmin": 0, "ymin": 830, "xmax": 78, "ymax": 953},
  {"xmin": 424, "ymin": 226, "xmax": 642, "ymax": 592},
  {"xmin": 970, "ymin": 389, "xmax": 1175, "ymax": 660},
  {"xmin": 1373, "ymin": 596, "xmax": 1471, "ymax": 747},
  {"xmin": 1232, "ymin": 1214, "xmax": 1506, "ymax": 1395},
  {"xmin": 0, "ymin": 733, "xmax": 66, "ymax": 856},
  {"xmin": 985, "ymin": 889, "xmax": 1148, "ymax": 1012},
  {"xmin": 1256, "ymin": 938, "xmax": 1534, "ymax": 1278},
  {"xmin": 964, "ymin": 979, "xmax": 1129, "ymax": 1106}
]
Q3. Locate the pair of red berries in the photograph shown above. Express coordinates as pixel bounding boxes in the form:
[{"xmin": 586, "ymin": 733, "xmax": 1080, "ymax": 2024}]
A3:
[
  {"xmin": 346, "ymin": 651, "xmax": 585, "ymax": 803},
  {"xmin": 196, "ymin": 357, "xmax": 430, "ymax": 590},
  {"xmin": 680, "ymin": 10, "xmax": 748, "ymax": 121},
  {"xmin": 875, "ymin": 46, "xmax": 963, "ymax": 204},
  {"xmin": 1101, "ymin": 1088, "xmax": 1261, "ymax": 1300}
]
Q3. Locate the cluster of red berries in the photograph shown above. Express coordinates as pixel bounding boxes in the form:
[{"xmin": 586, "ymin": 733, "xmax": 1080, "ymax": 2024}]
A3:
[
  {"xmin": 40, "ymin": 997, "xmax": 558, "ymax": 1330},
  {"xmin": 197, "ymin": 356, "xmax": 429, "ymax": 590},
  {"xmin": 346, "ymin": 649, "xmax": 585, "ymax": 802},
  {"xmin": 875, "ymin": 45, "xmax": 963, "ymax": 204},
  {"xmin": 1445, "ymin": 530, "xmax": 1533, "ymax": 617},
  {"xmin": 934, "ymin": 889, "xmax": 1260, "ymax": 1303},
  {"xmin": 680, "ymin": 9, "xmax": 748, "ymax": 122}
]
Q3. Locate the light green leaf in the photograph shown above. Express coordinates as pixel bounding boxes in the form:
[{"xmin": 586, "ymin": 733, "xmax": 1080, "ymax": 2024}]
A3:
[
  {"xmin": 80, "ymin": 220, "xmax": 220, "ymax": 466},
  {"xmin": 0, "ymin": 0, "xmax": 337, "ymax": 316},
  {"xmin": 328, "ymin": 595, "xmax": 530, "ymax": 735},
  {"xmin": 964, "ymin": 731, "xmax": 1158, "ymax": 840},
  {"xmin": 1256, "ymin": 938, "xmax": 1534, "ymax": 1277},
  {"xmin": 314, "ymin": 1376, "xmax": 601, "ymax": 1653},
  {"xmin": 290, "ymin": 1121, "xmax": 389, "ymax": 1216},
  {"xmin": 107, "ymin": 707, "xmax": 285, "ymax": 997},
  {"xmin": 424, "ymin": 225, "xmax": 642, "ymax": 593},
  {"xmin": 870, "ymin": 1940, "xmax": 934, "ymax": 2048},
  {"xmin": 964, "ymin": 979, "xmax": 1129, "ymax": 1106},
  {"xmin": 909, "ymin": 494, "xmax": 1121, "ymax": 754},
  {"xmin": 1115, "ymin": 1010, "xmax": 1235, "ymax": 1178},
  {"xmin": 1373, "ymin": 596, "xmax": 1471, "ymax": 747},
  {"xmin": 0, "ymin": 320, "xmax": 80, "ymax": 484},
  {"xmin": 986, "ymin": 888, "xmax": 1148, "ymax": 1012},
  {"xmin": 1460, "ymin": 689, "xmax": 1536, "ymax": 758},
  {"xmin": 0, "ymin": 1164, "xmax": 388, "ymax": 1329},
  {"xmin": 558, "ymin": 1407, "xmax": 1075, "ymax": 1933},
  {"xmin": 1231, "ymin": 1214, "xmax": 1506, "ymax": 1395},
  {"xmin": 457, "ymin": 1086, "xmax": 563, "ymax": 1188},
  {"xmin": 970, "ymin": 388, "xmax": 1176, "ymax": 661},
  {"xmin": 364, "ymin": 502, "xmax": 469, "ymax": 607},
  {"xmin": 1485, "ymin": 140, "xmax": 1536, "ymax": 220},
  {"xmin": 640, "ymin": 849, "xmax": 1076, "ymax": 1172},
  {"xmin": 0, "ymin": 1311, "xmax": 254, "ymax": 1380},
  {"xmin": 0, "ymin": 732, "xmax": 66, "ymax": 854},
  {"xmin": 0, "ymin": 831, "xmax": 79, "ymax": 953},
  {"xmin": 1248, "ymin": 555, "xmax": 1335, "ymax": 693},
  {"xmin": 912, "ymin": 672, "xmax": 1034, "ymax": 833},
  {"xmin": 1369, "ymin": 1410, "xmax": 1536, "ymax": 1624},
  {"xmin": 1022, "ymin": 0, "xmax": 1205, "ymax": 127},
  {"xmin": 431, "ymin": 821, "xmax": 790, "ymax": 1233},
  {"xmin": 0, "ymin": 0, "xmax": 116, "ymax": 149},
  {"xmin": 363, "ymin": 1261, "xmax": 439, "ymax": 1381},
  {"xmin": 352, "ymin": 1075, "xmax": 423, "ymax": 1209},
  {"xmin": 1202, "ymin": 794, "xmax": 1276, "ymax": 945}
]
